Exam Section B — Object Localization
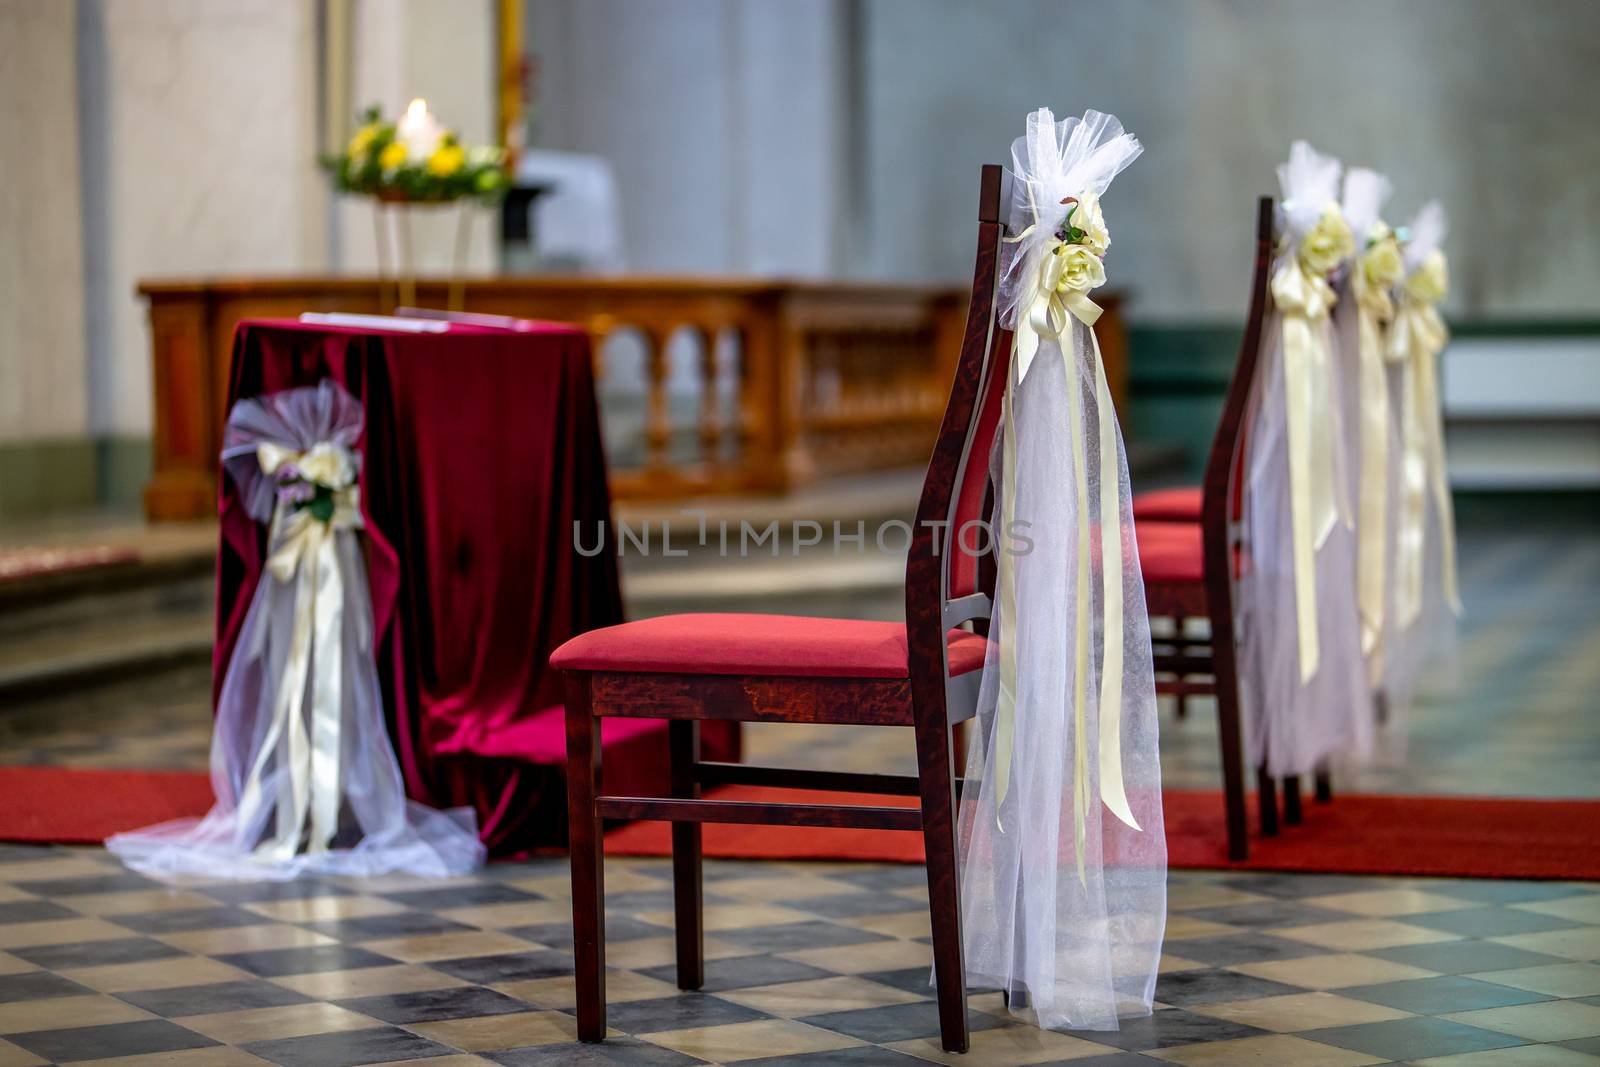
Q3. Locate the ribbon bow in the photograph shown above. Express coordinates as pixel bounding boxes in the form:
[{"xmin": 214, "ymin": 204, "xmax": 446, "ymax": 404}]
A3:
[
  {"xmin": 994, "ymin": 209, "xmax": 1137, "ymax": 884},
  {"xmin": 1271, "ymin": 243, "xmax": 1346, "ymax": 684},
  {"xmin": 233, "ymin": 442, "xmax": 363, "ymax": 863},
  {"xmin": 1387, "ymin": 252, "xmax": 1461, "ymax": 630},
  {"xmin": 1352, "ymin": 235, "xmax": 1401, "ymax": 682}
]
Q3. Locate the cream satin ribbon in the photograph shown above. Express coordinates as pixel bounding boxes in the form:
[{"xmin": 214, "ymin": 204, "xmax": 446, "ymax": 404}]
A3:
[
  {"xmin": 1352, "ymin": 255, "xmax": 1396, "ymax": 685},
  {"xmin": 993, "ymin": 231, "xmax": 1138, "ymax": 884},
  {"xmin": 1387, "ymin": 267, "xmax": 1461, "ymax": 630},
  {"xmin": 234, "ymin": 443, "xmax": 362, "ymax": 863},
  {"xmin": 1270, "ymin": 256, "xmax": 1342, "ymax": 684}
]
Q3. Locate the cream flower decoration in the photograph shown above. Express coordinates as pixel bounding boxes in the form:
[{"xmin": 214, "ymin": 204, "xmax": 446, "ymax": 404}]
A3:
[
  {"xmin": 1361, "ymin": 226, "xmax": 1406, "ymax": 292},
  {"xmin": 1298, "ymin": 204, "xmax": 1355, "ymax": 276},
  {"xmin": 1405, "ymin": 249, "xmax": 1449, "ymax": 304},
  {"xmin": 1054, "ymin": 244, "xmax": 1107, "ymax": 294},
  {"xmin": 1070, "ymin": 192, "xmax": 1110, "ymax": 256},
  {"xmin": 298, "ymin": 442, "xmax": 357, "ymax": 490}
]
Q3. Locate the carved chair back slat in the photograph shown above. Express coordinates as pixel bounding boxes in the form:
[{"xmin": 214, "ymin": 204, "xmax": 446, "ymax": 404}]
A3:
[
  {"xmin": 906, "ymin": 164, "xmax": 1010, "ymax": 726},
  {"xmin": 1201, "ymin": 197, "xmax": 1275, "ymax": 607}
]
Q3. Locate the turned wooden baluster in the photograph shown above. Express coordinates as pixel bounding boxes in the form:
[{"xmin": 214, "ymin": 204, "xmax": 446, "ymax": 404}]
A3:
[
  {"xmin": 587, "ymin": 314, "xmax": 613, "ymax": 390},
  {"xmin": 643, "ymin": 326, "xmax": 671, "ymax": 473},
  {"xmin": 694, "ymin": 326, "xmax": 721, "ymax": 468}
]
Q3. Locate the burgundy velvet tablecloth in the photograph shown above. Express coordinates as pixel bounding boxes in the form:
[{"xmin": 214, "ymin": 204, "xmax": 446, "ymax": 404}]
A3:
[{"xmin": 218, "ymin": 319, "xmax": 737, "ymax": 857}]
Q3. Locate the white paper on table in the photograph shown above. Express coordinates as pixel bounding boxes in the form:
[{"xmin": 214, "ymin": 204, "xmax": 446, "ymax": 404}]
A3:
[
  {"xmin": 394, "ymin": 307, "xmax": 542, "ymax": 332},
  {"xmin": 299, "ymin": 312, "xmax": 450, "ymax": 333}
]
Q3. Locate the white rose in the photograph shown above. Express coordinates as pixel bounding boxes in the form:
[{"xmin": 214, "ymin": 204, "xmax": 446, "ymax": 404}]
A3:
[
  {"xmin": 1405, "ymin": 249, "xmax": 1448, "ymax": 304},
  {"xmin": 297, "ymin": 442, "xmax": 356, "ymax": 490},
  {"xmin": 1069, "ymin": 192, "xmax": 1110, "ymax": 256},
  {"xmin": 1054, "ymin": 244, "xmax": 1106, "ymax": 294},
  {"xmin": 1299, "ymin": 205, "xmax": 1355, "ymax": 276}
]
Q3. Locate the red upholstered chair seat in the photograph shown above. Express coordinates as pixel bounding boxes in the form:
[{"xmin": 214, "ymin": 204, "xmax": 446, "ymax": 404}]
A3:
[
  {"xmin": 551, "ymin": 613, "xmax": 988, "ymax": 679},
  {"xmin": 1132, "ymin": 486, "xmax": 1203, "ymax": 523},
  {"xmin": 1136, "ymin": 521, "xmax": 1204, "ymax": 585}
]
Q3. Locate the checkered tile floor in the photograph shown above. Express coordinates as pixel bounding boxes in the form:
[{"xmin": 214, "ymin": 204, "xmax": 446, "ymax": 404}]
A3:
[{"xmin": 1, "ymin": 847, "xmax": 1599, "ymax": 1065}]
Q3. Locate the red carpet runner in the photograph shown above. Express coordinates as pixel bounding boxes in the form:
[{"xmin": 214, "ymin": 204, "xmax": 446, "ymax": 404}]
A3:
[{"xmin": 5, "ymin": 768, "xmax": 1596, "ymax": 880}]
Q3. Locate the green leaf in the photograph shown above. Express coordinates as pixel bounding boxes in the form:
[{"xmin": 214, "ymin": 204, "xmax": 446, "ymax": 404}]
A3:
[{"xmin": 307, "ymin": 488, "xmax": 335, "ymax": 523}]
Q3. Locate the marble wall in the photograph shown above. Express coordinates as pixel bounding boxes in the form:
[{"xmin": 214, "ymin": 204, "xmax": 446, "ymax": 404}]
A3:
[
  {"xmin": 0, "ymin": 1, "xmax": 88, "ymax": 445},
  {"xmin": 66, "ymin": 0, "xmax": 495, "ymax": 447},
  {"xmin": 531, "ymin": 0, "xmax": 1600, "ymax": 319},
  {"xmin": 78, "ymin": 0, "xmax": 325, "ymax": 439},
  {"xmin": 0, "ymin": 0, "xmax": 500, "ymax": 513},
  {"xmin": 855, "ymin": 0, "xmax": 1600, "ymax": 320},
  {"xmin": 528, "ymin": 0, "xmax": 850, "ymax": 276}
]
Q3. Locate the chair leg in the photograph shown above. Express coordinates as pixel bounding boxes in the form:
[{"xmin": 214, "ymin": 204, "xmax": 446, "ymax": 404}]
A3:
[
  {"xmin": 669, "ymin": 719, "xmax": 704, "ymax": 991},
  {"xmin": 1210, "ymin": 641, "xmax": 1250, "ymax": 861},
  {"xmin": 1315, "ymin": 765, "xmax": 1333, "ymax": 804},
  {"xmin": 564, "ymin": 676, "xmax": 606, "ymax": 1042},
  {"xmin": 913, "ymin": 714, "xmax": 969, "ymax": 1054},
  {"xmin": 1282, "ymin": 775, "xmax": 1303, "ymax": 825},
  {"xmin": 1257, "ymin": 766, "xmax": 1280, "ymax": 837}
]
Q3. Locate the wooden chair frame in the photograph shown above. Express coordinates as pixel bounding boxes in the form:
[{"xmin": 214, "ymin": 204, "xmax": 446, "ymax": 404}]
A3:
[
  {"xmin": 562, "ymin": 165, "xmax": 1016, "ymax": 1055},
  {"xmin": 1144, "ymin": 196, "xmax": 1335, "ymax": 862}
]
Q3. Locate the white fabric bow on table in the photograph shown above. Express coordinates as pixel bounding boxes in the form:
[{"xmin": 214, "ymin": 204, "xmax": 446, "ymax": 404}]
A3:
[
  {"xmin": 233, "ymin": 440, "xmax": 365, "ymax": 862},
  {"xmin": 108, "ymin": 380, "xmax": 484, "ymax": 881}
]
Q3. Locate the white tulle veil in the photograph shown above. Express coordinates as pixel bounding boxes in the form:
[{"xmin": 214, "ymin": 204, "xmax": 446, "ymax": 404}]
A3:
[
  {"xmin": 1236, "ymin": 142, "xmax": 1374, "ymax": 777},
  {"xmin": 1382, "ymin": 201, "xmax": 1461, "ymax": 718},
  {"xmin": 1336, "ymin": 167, "xmax": 1413, "ymax": 760},
  {"xmin": 109, "ymin": 381, "xmax": 485, "ymax": 881},
  {"xmin": 956, "ymin": 108, "xmax": 1166, "ymax": 1032}
]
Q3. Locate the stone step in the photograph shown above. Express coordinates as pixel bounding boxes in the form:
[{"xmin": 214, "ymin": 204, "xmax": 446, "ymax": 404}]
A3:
[
  {"xmin": 0, "ymin": 612, "xmax": 214, "ymax": 704},
  {"xmin": 0, "ymin": 525, "xmax": 216, "ymax": 705}
]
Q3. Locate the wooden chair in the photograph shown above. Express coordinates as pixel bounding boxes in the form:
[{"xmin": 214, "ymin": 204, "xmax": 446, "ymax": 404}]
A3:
[
  {"xmin": 1133, "ymin": 197, "xmax": 1297, "ymax": 862},
  {"xmin": 1133, "ymin": 199, "xmax": 1340, "ymax": 858},
  {"xmin": 552, "ymin": 164, "xmax": 1019, "ymax": 1055}
]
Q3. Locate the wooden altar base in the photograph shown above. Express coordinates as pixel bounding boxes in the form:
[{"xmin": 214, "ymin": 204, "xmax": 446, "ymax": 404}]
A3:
[{"xmin": 138, "ymin": 276, "xmax": 1126, "ymax": 520}]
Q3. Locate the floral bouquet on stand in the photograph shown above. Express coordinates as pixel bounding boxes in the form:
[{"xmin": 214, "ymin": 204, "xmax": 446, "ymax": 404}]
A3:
[{"xmin": 321, "ymin": 101, "xmax": 511, "ymax": 309}]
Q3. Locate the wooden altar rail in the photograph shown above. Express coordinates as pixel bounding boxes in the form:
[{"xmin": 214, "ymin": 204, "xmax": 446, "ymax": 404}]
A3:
[{"xmin": 138, "ymin": 276, "xmax": 1125, "ymax": 519}]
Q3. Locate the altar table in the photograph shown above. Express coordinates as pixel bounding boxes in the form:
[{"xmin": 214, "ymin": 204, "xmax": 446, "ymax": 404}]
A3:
[{"xmin": 219, "ymin": 319, "xmax": 739, "ymax": 857}]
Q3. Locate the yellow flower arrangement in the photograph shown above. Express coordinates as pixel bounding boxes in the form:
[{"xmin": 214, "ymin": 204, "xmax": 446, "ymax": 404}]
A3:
[{"xmin": 322, "ymin": 103, "xmax": 509, "ymax": 205}]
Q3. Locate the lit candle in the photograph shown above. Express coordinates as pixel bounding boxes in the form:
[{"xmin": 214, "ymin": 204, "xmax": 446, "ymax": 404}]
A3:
[{"xmin": 397, "ymin": 97, "xmax": 443, "ymax": 160}]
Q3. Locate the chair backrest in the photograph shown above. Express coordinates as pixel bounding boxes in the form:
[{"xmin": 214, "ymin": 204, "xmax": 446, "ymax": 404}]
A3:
[
  {"xmin": 1200, "ymin": 196, "xmax": 1276, "ymax": 627},
  {"xmin": 905, "ymin": 164, "xmax": 1011, "ymax": 723}
]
